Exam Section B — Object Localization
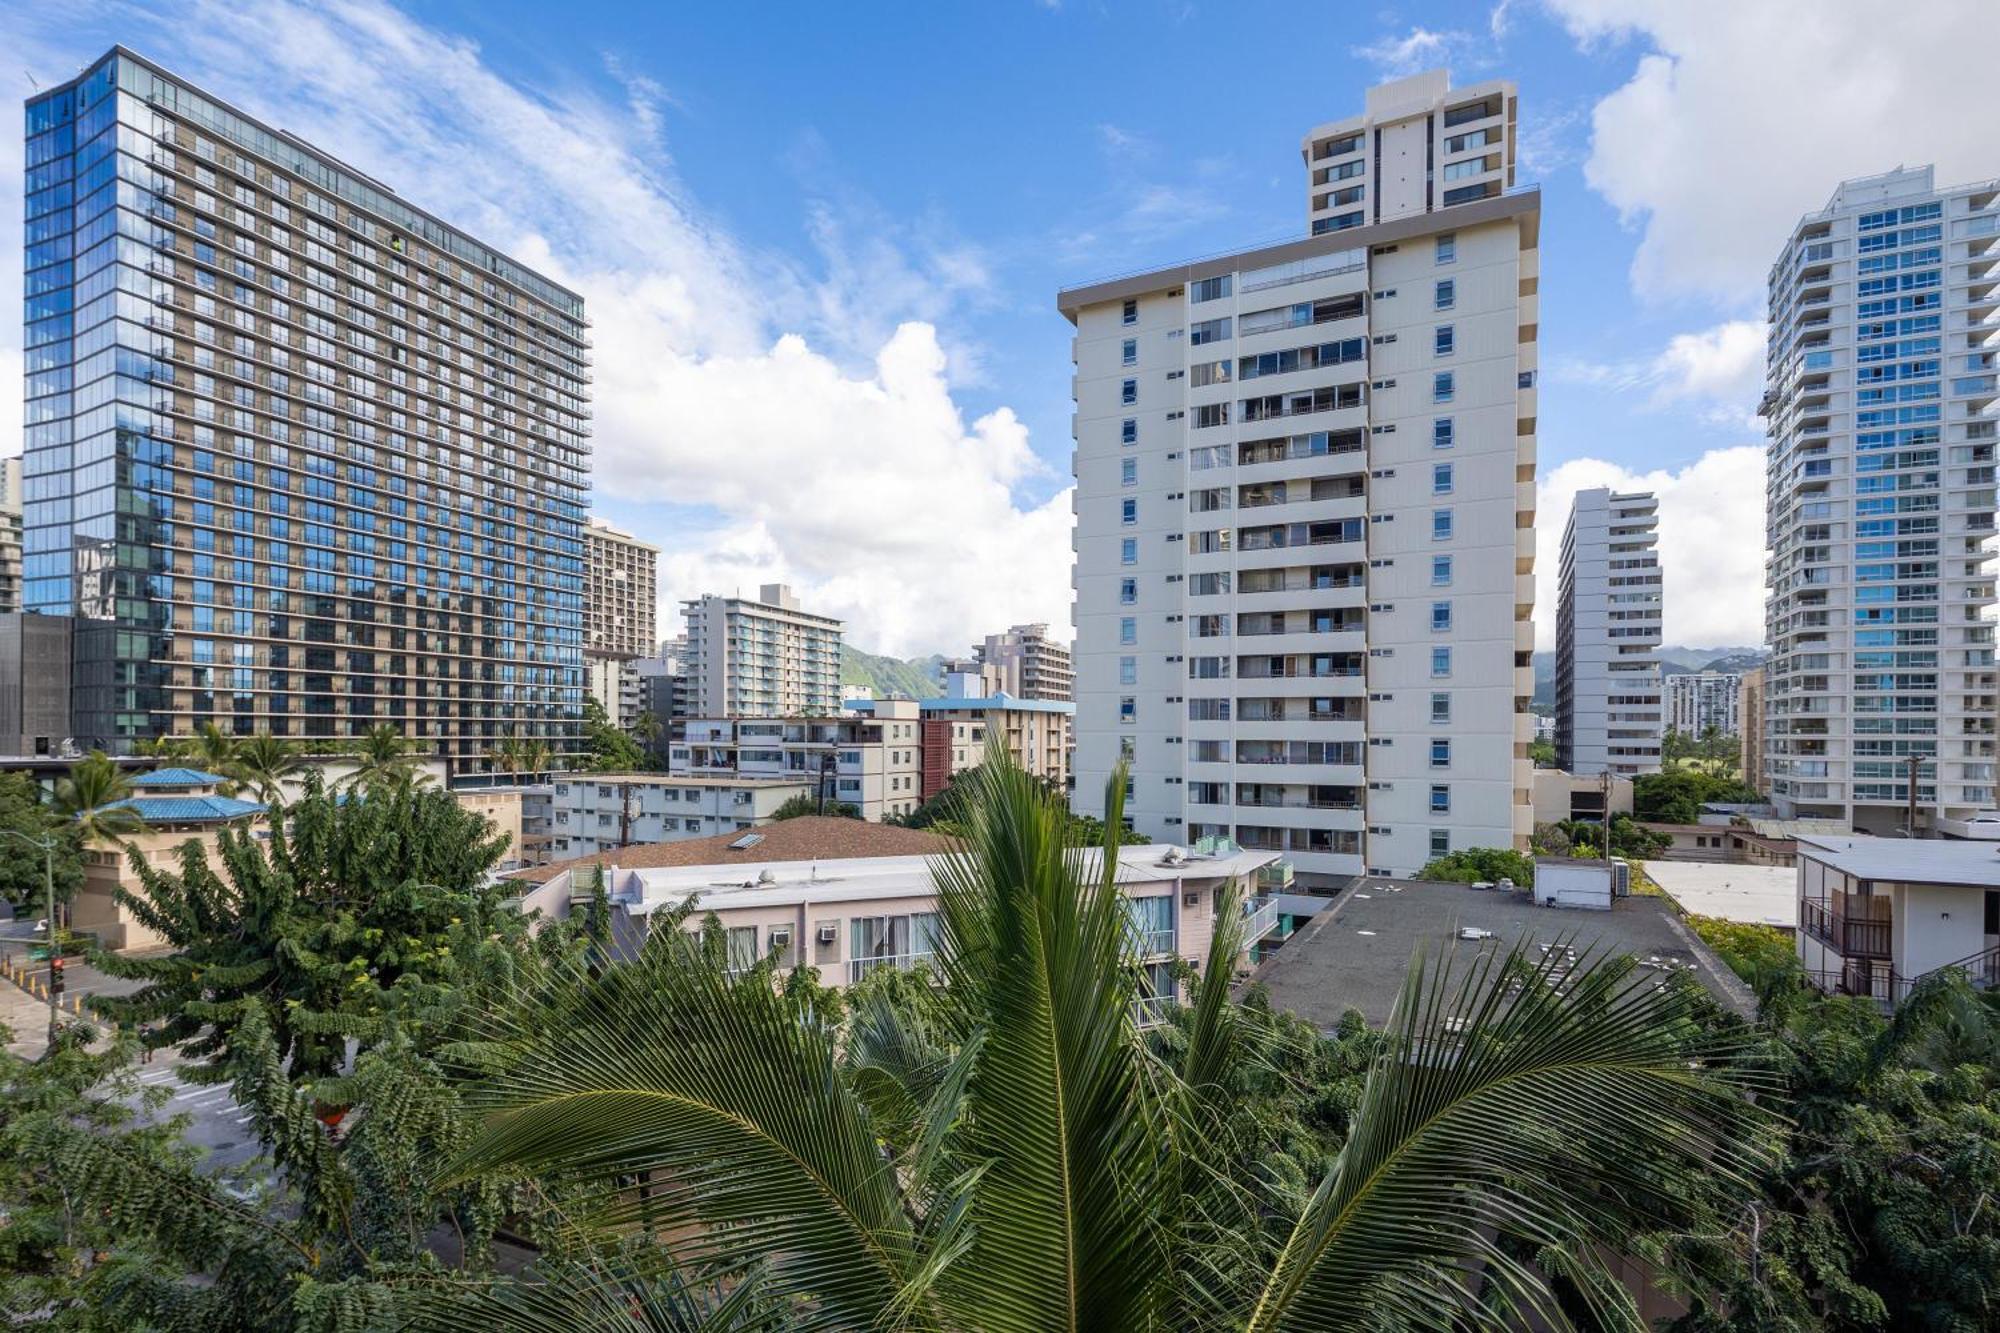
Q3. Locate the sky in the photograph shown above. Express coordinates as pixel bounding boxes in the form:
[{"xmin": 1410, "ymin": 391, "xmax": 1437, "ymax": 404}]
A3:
[{"xmin": 4, "ymin": 0, "xmax": 1998, "ymax": 656}]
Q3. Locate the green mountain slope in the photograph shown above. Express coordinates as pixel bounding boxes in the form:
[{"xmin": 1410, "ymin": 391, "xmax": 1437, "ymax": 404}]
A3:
[{"xmin": 842, "ymin": 645, "xmax": 946, "ymax": 699}]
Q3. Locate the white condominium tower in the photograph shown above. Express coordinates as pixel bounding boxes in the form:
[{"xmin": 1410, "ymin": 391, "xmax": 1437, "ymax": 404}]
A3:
[
  {"xmin": 1667, "ymin": 671, "xmax": 1743, "ymax": 739},
  {"xmin": 1554, "ymin": 488, "xmax": 1663, "ymax": 777},
  {"xmin": 1062, "ymin": 70, "xmax": 1539, "ymax": 886},
  {"xmin": 1762, "ymin": 166, "xmax": 2000, "ymax": 832},
  {"xmin": 681, "ymin": 583, "xmax": 842, "ymax": 719}
]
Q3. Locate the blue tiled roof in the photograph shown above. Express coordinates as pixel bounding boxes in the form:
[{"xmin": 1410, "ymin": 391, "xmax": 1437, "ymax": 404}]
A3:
[
  {"xmin": 131, "ymin": 767, "xmax": 232, "ymax": 789},
  {"xmin": 98, "ymin": 794, "xmax": 265, "ymax": 824}
]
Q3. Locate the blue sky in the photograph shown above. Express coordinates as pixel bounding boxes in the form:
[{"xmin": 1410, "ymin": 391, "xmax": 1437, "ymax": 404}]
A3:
[{"xmin": 5, "ymin": 1, "xmax": 1997, "ymax": 653}]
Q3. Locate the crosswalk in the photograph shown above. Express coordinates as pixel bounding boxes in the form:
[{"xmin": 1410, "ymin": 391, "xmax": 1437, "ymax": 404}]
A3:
[{"xmin": 134, "ymin": 1062, "xmax": 258, "ymax": 1128}]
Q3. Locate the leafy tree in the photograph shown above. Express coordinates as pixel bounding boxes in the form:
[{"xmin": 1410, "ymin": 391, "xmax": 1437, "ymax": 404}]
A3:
[
  {"xmin": 898, "ymin": 764, "xmax": 1148, "ymax": 843},
  {"xmin": 1552, "ymin": 814, "xmax": 1671, "ymax": 860},
  {"xmin": 1416, "ymin": 845, "xmax": 1536, "ymax": 886},
  {"xmin": 1633, "ymin": 767, "xmax": 1760, "ymax": 824},
  {"xmin": 440, "ymin": 762, "xmax": 1768, "ymax": 1329},
  {"xmin": 0, "ymin": 773, "xmax": 82, "ymax": 913},
  {"xmin": 1659, "ymin": 972, "xmax": 2000, "ymax": 1329},
  {"xmin": 1528, "ymin": 735, "xmax": 1556, "ymax": 767},
  {"xmin": 1685, "ymin": 916, "xmax": 1797, "ymax": 988},
  {"xmin": 1663, "ymin": 725, "xmax": 1697, "ymax": 765},
  {"xmin": 93, "ymin": 772, "xmax": 508, "ymax": 1083},
  {"xmin": 580, "ymin": 695, "xmax": 648, "ymax": 772},
  {"xmin": 768, "ymin": 793, "xmax": 860, "ymax": 821}
]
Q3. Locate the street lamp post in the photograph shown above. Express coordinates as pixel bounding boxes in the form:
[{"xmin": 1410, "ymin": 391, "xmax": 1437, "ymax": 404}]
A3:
[{"xmin": 0, "ymin": 828, "xmax": 61, "ymax": 1049}]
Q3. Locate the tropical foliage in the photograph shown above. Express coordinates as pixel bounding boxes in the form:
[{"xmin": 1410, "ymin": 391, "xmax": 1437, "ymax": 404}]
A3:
[
  {"xmin": 580, "ymin": 694, "xmax": 650, "ymax": 772},
  {"xmin": 437, "ymin": 763, "xmax": 1767, "ymax": 1330},
  {"xmin": 1686, "ymin": 916, "xmax": 1798, "ymax": 988},
  {"xmin": 92, "ymin": 772, "xmax": 510, "ymax": 1083},
  {"xmin": 50, "ymin": 750, "xmax": 146, "ymax": 851},
  {"xmin": 1534, "ymin": 814, "xmax": 1671, "ymax": 860},
  {"xmin": 487, "ymin": 730, "xmax": 558, "ymax": 782},
  {"xmin": 341, "ymin": 723, "xmax": 433, "ymax": 794},
  {"xmin": 768, "ymin": 793, "xmax": 861, "ymax": 820},
  {"xmin": 1633, "ymin": 768, "xmax": 1761, "ymax": 824},
  {"xmin": 894, "ymin": 762, "xmax": 1149, "ymax": 843},
  {"xmin": 1415, "ymin": 844, "xmax": 1536, "ymax": 886},
  {"xmin": 0, "ymin": 772, "xmax": 82, "ymax": 912}
]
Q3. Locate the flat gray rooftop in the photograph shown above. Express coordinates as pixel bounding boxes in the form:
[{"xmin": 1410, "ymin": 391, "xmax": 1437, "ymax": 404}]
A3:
[
  {"xmin": 1796, "ymin": 834, "xmax": 2000, "ymax": 888},
  {"xmin": 1244, "ymin": 878, "xmax": 1755, "ymax": 1028}
]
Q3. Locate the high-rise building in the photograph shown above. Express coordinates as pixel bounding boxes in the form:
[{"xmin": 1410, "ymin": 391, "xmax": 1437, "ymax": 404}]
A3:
[
  {"xmin": 973, "ymin": 623, "xmax": 1073, "ymax": 701},
  {"xmin": 1555, "ymin": 488, "xmax": 1663, "ymax": 777},
  {"xmin": 21, "ymin": 48, "xmax": 590, "ymax": 768},
  {"xmin": 1761, "ymin": 165, "xmax": 1999, "ymax": 831},
  {"xmin": 1666, "ymin": 670, "xmax": 1743, "ymax": 739},
  {"xmin": 1738, "ymin": 666, "xmax": 1767, "ymax": 795},
  {"xmin": 681, "ymin": 584, "xmax": 842, "ymax": 718},
  {"xmin": 1063, "ymin": 70, "xmax": 1539, "ymax": 885},
  {"xmin": 583, "ymin": 519, "xmax": 658, "ymax": 660},
  {"xmin": 0, "ymin": 458, "xmax": 22, "ymax": 614}
]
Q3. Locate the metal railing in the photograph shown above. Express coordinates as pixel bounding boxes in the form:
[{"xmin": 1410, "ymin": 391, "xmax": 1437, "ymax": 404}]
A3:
[
  {"xmin": 1800, "ymin": 898, "xmax": 1892, "ymax": 958},
  {"xmin": 1242, "ymin": 897, "xmax": 1280, "ymax": 944},
  {"xmin": 846, "ymin": 950, "xmax": 936, "ymax": 986}
]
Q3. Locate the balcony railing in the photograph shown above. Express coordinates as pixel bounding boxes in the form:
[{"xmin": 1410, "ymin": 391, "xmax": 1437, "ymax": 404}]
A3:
[
  {"xmin": 1800, "ymin": 897, "xmax": 1892, "ymax": 958},
  {"xmin": 847, "ymin": 950, "xmax": 936, "ymax": 986},
  {"xmin": 1243, "ymin": 897, "xmax": 1280, "ymax": 945}
]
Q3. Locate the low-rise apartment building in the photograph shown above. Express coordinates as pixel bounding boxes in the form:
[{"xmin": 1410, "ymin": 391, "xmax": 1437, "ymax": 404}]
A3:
[
  {"xmin": 670, "ymin": 699, "xmax": 929, "ymax": 821},
  {"xmin": 974, "ymin": 624, "xmax": 1075, "ymax": 701},
  {"xmin": 513, "ymin": 817, "xmax": 1288, "ymax": 1009},
  {"xmin": 545, "ymin": 773, "xmax": 813, "ymax": 859},
  {"xmin": 1795, "ymin": 834, "xmax": 2000, "ymax": 1003}
]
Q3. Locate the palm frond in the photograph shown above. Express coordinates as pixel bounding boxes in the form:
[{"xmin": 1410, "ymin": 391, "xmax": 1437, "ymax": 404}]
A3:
[
  {"xmin": 444, "ymin": 932, "xmax": 930, "ymax": 1332},
  {"xmin": 1244, "ymin": 937, "xmax": 1772, "ymax": 1331},
  {"xmin": 926, "ymin": 757, "xmax": 1170, "ymax": 1332}
]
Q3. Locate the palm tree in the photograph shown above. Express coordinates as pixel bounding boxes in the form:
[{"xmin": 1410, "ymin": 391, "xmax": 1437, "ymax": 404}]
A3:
[
  {"xmin": 487, "ymin": 731, "xmax": 528, "ymax": 781},
  {"xmin": 186, "ymin": 721, "xmax": 242, "ymax": 789},
  {"xmin": 49, "ymin": 752, "xmax": 148, "ymax": 931},
  {"xmin": 439, "ymin": 760, "xmax": 1770, "ymax": 1331},
  {"xmin": 226, "ymin": 733, "xmax": 303, "ymax": 813},
  {"xmin": 339, "ymin": 723, "xmax": 429, "ymax": 795}
]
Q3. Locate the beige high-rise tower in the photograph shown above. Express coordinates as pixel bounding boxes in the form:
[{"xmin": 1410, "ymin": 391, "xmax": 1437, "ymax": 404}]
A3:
[{"xmin": 1064, "ymin": 69, "xmax": 1538, "ymax": 885}]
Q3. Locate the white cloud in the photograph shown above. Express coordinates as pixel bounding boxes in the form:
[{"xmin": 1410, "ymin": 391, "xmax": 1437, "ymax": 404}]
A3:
[
  {"xmin": 1535, "ymin": 446, "xmax": 1769, "ymax": 650},
  {"xmin": 8, "ymin": 0, "xmax": 1073, "ymax": 658},
  {"xmin": 1550, "ymin": 318, "xmax": 1766, "ymax": 429},
  {"xmin": 1351, "ymin": 27, "xmax": 1474, "ymax": 78},
  {"xmin": 1546, "ymin": 0, "xmax": 2000, "ymax": 304}
]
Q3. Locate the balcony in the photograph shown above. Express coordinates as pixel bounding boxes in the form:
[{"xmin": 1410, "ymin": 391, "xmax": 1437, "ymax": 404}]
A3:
[
  {"xmin": 847, "ymin": 949, "xmax": 936, "ymax": 986},
  {"xmin": 1800, "ymin": 896, "xmax": 1891, "ymax": 959}
]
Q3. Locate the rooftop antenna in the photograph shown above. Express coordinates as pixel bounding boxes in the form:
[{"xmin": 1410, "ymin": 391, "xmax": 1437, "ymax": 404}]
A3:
[{"xmin": 25, "ymin": 70, "xmax": 41, "ymax": 92}]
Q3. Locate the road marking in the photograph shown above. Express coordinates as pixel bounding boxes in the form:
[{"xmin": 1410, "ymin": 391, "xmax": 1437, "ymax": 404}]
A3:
[
  {"xmin": 173, "ymin": 1086, "xmax": 233, "ymax": 1104},
  {"xmin": 138, "ymin": 1069, "xmax": 182, "ymax": 1085}
]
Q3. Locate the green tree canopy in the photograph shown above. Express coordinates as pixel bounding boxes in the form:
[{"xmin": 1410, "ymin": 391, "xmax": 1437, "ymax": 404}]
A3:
[
  {"xmin": 0, "ymin": 774, "xmax": 81, "ymax": 913},
  {"xmin": 1632, "ymin": 768, "xmax": 1760, "ymax": 824},
  {"xmin": 769, "ymin": 793, "xmax": 860, "ymax": 821},
  {"xmin": 1416, "ymin": 845, "xmax": 1536, "ymax": 886}
]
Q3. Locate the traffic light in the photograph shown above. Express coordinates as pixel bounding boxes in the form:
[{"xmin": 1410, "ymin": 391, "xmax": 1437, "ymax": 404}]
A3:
[{"xmin": 48, "ymin": 958, "xmax": 64, "ymax": 997}]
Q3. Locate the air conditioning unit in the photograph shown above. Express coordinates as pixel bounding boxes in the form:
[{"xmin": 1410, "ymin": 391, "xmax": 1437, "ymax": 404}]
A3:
[
  {"xmin": 817, "ymin": 923, "xmax": 838, "ymax": 944},
  {"xmin": 769, "ymin": 927, "xmax": 793, "ymax": 950}
]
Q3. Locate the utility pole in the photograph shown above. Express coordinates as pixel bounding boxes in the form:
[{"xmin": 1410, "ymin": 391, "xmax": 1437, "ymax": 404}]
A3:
[{"xmin": 617, "ymin": 779, "xmax": 633, "ymax": 850}]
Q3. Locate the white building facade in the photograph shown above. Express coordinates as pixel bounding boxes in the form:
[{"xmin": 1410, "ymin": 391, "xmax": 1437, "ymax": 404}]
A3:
[
  {"xmin": 1555, "ymin": 488, "xmax": 1663, "ymax": 777},
  {"xmin": 1667, "ymin": 671, "xmax": 1744, "ymax": 739},
  {"xmin": 1064, "ymin": 71, "xmax": 1538, "ymax": 886},
  {"xmin": 1762, "ymin": 166, "xmax": 2000, "ymax": 832},
  {"xmin": 546, "ymin": 774, "xmax": 813, "ymax": 859},
  {"xmin": 682, "ymin": 584, "xmax": 843, "ymax": 719}
]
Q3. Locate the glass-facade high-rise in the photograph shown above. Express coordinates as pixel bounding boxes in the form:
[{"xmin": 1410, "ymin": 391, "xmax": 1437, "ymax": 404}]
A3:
[
  {"xmin": 22, "ymin": 47, "xmax": 590, "ymax": 770},
  {"xmin": 1762, "ymin": 165, "xmax": 2000, "ymax": 830}
]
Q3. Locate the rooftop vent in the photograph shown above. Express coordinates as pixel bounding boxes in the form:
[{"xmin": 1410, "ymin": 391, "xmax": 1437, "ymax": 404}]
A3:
[{"xmin": 729, "ymin": 832, "xmax": 765, "ymax": 850}]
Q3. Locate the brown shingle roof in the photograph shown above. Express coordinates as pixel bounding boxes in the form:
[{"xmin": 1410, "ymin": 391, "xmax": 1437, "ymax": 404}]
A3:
[{"xmin": 508, "ymin": 816, "xmax": 958, "ymax": 884}]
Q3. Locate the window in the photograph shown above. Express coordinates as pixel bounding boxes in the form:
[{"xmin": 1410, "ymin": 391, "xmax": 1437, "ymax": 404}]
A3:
[
  {"xmin": 1120, "ymin": 578, "xmax": 1137, "ymax": 605},
  {"xmin": 1190, "ymin": 275, "xmax": 1231, "ymax": 302},
  {"xmin": 1121, "ymin": 537, "xmax": 1138, "ymax": 565},
  {"xmin": 1121, "ymin": 457, "xmax": 1137, "ymax": 486},
  {"xmin": 1429, "ymin": 784, "xmax": 1451, "ymax": 815},
  {"xmin": 1189, "ymin": 317, "xmax": 1230, "ymax": 345},
  {"xmin": 1432, "ymin": 462, "xmax": 1454, "ymax": 494},
  {"xmin": 1433, "ymin": 371, "xmax": 1454, "ymax": 402},
  {"xmin": 1434, "ymin": 325, "xmax": 1455, "ymax": 356},
  {"xmin": 1119, "ymin": 655, "xmax": 1138, "ymax": 686},
  {"xmin": 1433, "ymin": 417, "xmax": 1454, "ymax": 449},
  {"xmin": 1432, "ymin": 508, "xmax": 1454, "ymax": 540},
  {"xmin": 1430, "ymin": 692, "xmax": 1451, "ymax": 723},
  {"xmin": 1434, "ymin": 279, "xmax": 1455, "ymax": 310},
  {"xmin": 1121, "ymin": 417, "xmax": 1137, "ymax": 445},
  {"xmin": 1431, "ymin": 555, "xmax": 1453, "ymax": 586},
  {"xmin": 1121, "ymin": 498, "xmax": 1137, "ymax": 525},
  {"xmin": 1430, "ymin": 601, "xmax": 1452, "ymax": 632},
  {"xmin": 1119, "ymin": 696, "xmax": 1137, "ymax": 723},
  {"xmin": 1122, "ymin": 338, "xmax": 1138, "ymax": 366},
  {"xmin": 1431, "ymin": 646, "xmax": 1452, "ymax": 677},
  {"xmin": 1122, "ymin": 298, "xmax": 1137, "ymax": 325},
  {"xmin": 1119, "ymin": 616, "xmax": 1137, "ymax": 644},
  {"xmin": 1435, "ymin": 233, "xmax": 1456, "ymax": 264},
  {"xmin": 1121, "ymin": 378, "xmax": 1138, "ymax": 405},
  {"xmin": 1430, "ymin": 738, "xmax": 1451, "ymax": 769},
  {"xmin": 1429, "ymin": 829, "xmax": 1450, "ymax": 857}
]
